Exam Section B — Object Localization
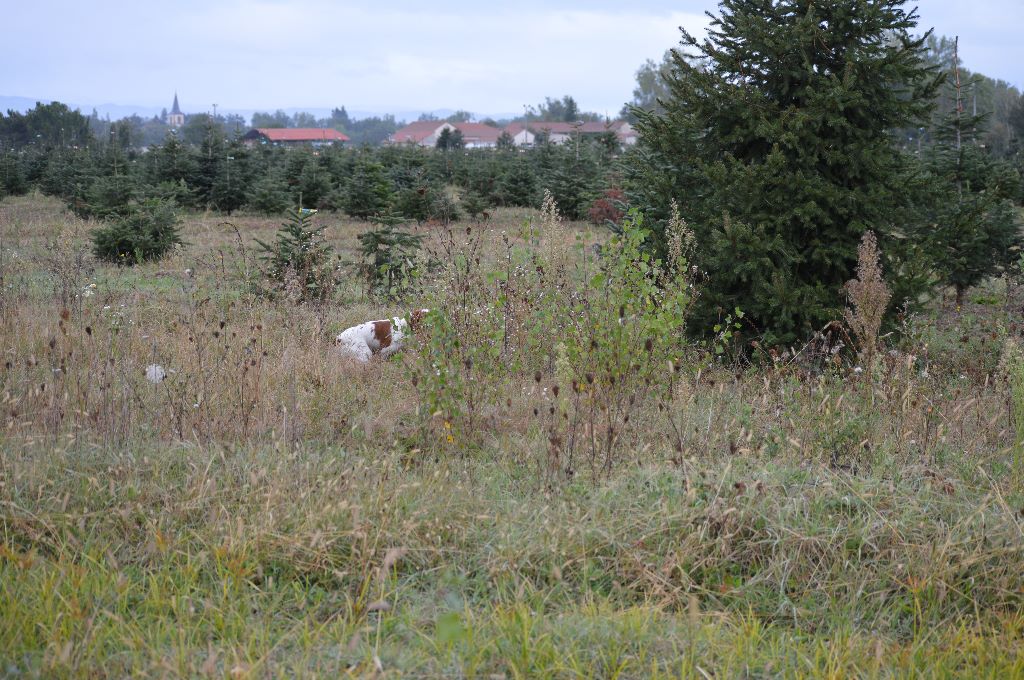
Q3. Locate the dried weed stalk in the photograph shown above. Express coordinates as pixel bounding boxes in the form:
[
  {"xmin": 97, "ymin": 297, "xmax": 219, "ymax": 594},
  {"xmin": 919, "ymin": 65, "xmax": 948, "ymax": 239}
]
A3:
[{"xmin": 844, "ymin": 231, "xmax": 891, "ymax": 376}]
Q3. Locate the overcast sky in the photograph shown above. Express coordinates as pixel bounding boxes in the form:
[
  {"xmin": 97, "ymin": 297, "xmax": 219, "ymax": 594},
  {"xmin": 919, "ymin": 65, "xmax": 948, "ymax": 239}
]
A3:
[{"xmin": 3, "ymin": 0, "xmax": 1021, "ymax": 118}]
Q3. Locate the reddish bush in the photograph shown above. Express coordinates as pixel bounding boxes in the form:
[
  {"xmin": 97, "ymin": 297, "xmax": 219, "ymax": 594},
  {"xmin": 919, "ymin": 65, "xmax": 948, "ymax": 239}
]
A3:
[{"xmin": 587, "ymin": 187, "xmax": 626, "ymax": 225}]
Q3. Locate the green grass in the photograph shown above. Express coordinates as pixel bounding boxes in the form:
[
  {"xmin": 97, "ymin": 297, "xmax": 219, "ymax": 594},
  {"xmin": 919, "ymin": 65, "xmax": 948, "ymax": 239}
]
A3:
[{"xmin": 4, "ymin": 443, "xmax": 1024, "ymax": 677}]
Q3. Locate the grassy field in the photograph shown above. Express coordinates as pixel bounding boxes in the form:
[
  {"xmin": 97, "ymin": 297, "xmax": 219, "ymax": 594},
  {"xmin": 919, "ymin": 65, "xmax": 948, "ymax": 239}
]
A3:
[{"xmin": 2, "ymin": 193, "xmax": 1024, "ymax": 678}]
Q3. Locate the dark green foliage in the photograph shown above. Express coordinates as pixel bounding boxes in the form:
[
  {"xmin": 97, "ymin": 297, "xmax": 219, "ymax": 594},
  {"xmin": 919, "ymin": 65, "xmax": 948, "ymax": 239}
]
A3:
[
  {"xmin": 248, "ymin": 176, "xmax": 291, "ymax": 215},
  {"xmin": 542, "ymin": 148, "xmax": 601, "ymax": 220},
  {"xmin": 920, "ymin": 52, "xmax": 1023, "ymax": 302},
  {"xmin": 73, "ymin": 173, "xmax": 137, "ymax": 220},
  {"xmin": 148, "ymin": 135, "xmax": 198, "ymax": 206},
  {"xmin": 461, "ymin": 191, "xmax": 489, "ymax": 219},
  {"xmin": 254, "ymin": 210, "xmax": 338, "ymax": 303},
  {"xmin": 356, "ymin": 211, "xmax": 425, "ymax": 297},
  {"xmin": 39, "ymin": 150, "xmax": 93, "ymax": 201},
  {"xmin": 0, "ymin": 102, "xmax": 93, "ymax": 150},
  {"xmin": 293, "ymin": 158, "xmax": 332, "ymax": 209},
  {"xmin": 251, "ymin": 110, "xmax": 291, "ymax": 128},
  {"xmin": 392, "ymin": 174, "xmax": 462, "ymax": 224},
  {"xmin": 435, "ymin": 128, "xmax": 465, "ymax": 151},
  {"xmin": 620, "ymin": 51, "xmax": 674, "ymax": 122},
  {"xmin": 209, "ymin": 147, "xmax": 250, "ymax": 215},
  {"xmin": 627, "ymin": 0, "xmax": 943, "ymax": 346},
  {"xmin": 463, "ymin": 153, "xmax": 502, "ymax": 205},
  {"xmin": 9, "ymin": 100, "xmax": 628, "ymax": 223},
  {"xmin": 531, "ymin": 95, "xmax": 604, "ymax": 123},
  {"xmin": 343, "ymin": 158, "xmax": 393, "ymax": 219},
  {"xmin": 191, "ymin": 119, "xmax": 227, "ymax": 208},
  {"xmin": 342, "ymin": 114, "xmax": 399, "ymax": 146},
  {"xmin": 497, "ymin": 158, "xmax": 538, "ymax": 207},
  {"xmin": 0, "ymin": 152, "xmax": 28, "ymax": 197},
  {"xmin": 91, "ymin": 199, "xmax": 182, "ymax": 264},
  {"xmin": 496, "ymin": 131, "xmax": 516, "ymax": 151}
]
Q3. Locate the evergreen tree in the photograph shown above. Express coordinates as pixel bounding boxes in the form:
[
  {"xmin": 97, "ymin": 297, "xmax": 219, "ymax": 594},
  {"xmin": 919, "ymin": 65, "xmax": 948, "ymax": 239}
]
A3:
[
  {"xmin": 193, "ymin": 119, "xmax": 227, "ymax": 207},
  {"xmin": 91, "ymin": 198, "xmax": 182, "ymax": 264},
  {"xmin": 497, "ymin": 157, "xmax": 538, "ymax": 207},
  {"xmin": 248, "ymin": 175, "xmax": 291, "ymax": 215},
  {"xmin": 627, "ymin": 0, "xmax": 942, "ymax": 345},
  {"xmin": 210, "ymin": 144, "xmax": 249, "ymax": 215},
  {"xmin": 355, "ymin": 211, "xmax": 425, "ymax": 297},
  {"xmin": 921, "ymin": 38, "xmax": 1023, "ymax": 303},
  {"xmin": 542, "ymin": 146, "xmax": 601, "ymax": 220},
  {"xmin": 148, "ymin": 134, "xmax": 198, "ymax": 201},
  {"xmin": 435, "ymin": 128, "xmax": 465, "ymax": 151},
  {"xmin": 254, "ymin": 211, "xmax": 338, "ymax": 303},
  {"xmin": 496, "ymin": 130, "xmax": 516, "ymax": 151},
  {"xmin": 343, "ymin": 157, "xmax": 393, "ymax": 219},
  {"xmin": 0, "ymin": 151, "xmax": 29, "ymax": 197}
]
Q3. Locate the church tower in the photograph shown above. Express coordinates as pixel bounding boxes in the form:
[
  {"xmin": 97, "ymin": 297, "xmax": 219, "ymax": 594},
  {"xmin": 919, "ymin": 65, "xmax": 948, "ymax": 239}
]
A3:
[{"xmin": 167, "ymin": 93, "xmax": 185, "ymax": 128}]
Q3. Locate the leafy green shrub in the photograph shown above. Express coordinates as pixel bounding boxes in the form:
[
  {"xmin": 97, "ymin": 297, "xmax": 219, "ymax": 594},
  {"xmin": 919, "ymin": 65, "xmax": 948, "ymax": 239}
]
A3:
[
  {"xmin": 412, "ymin": 200, "xmax": 694, "ymax": 475},
  {"xmin": 254, "ymin": 209, "xmax": 338, "ymax": 303},
  {"xmin": 545, "ymin": 207, "xmax": 693, "ymax": 478},
  {"xmin": 91, "ymin": 198, "xmax": 182, "ymax": 264}
]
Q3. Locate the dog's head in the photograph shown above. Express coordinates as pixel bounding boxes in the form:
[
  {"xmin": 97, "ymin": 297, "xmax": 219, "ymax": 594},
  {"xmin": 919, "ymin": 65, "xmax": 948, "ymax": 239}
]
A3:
[{"xmin": 409, "ymin": 308, "xmax": 430, "ymax": 332}]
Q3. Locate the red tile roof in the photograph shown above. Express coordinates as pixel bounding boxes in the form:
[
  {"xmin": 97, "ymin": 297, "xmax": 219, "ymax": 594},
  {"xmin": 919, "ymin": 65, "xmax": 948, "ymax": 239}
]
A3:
[
  {"xmin": 390, "ymin": 121, "xmax": 504, "ymax": 145},
  {"xmin": 453, "ymin": 122, "xmax": 501, "ymax": 143},
  {"xmin": 255, "ymin": 128, "xmax": 349, "ymax": 142},
  {"xmin": 390, "ymin": 121, "xmax": 449, "ymax": 144},
  {"xmin": 531, "ymin": 121, "xmax": 613, "ymax": 134}
]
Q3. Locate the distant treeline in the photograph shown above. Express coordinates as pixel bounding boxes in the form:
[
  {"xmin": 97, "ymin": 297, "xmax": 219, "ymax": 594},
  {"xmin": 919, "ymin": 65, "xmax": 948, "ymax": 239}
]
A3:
[
  {"xmin": 0, "ymin": 95, "xmax": 607, "ymax": 153},
  {"xmin": 0, "ymin": 116, "xmax": 624, "ymax": 222}
]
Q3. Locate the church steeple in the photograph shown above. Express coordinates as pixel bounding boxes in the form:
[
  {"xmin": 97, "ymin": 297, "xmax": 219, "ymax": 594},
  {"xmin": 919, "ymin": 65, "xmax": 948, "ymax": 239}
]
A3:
[{"xmin": 167, "ymin": 92, "xmax": 185, "ymax": 128}]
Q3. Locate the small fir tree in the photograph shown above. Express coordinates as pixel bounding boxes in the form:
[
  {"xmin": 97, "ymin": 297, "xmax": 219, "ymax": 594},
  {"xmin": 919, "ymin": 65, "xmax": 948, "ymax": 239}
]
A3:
[
  {"xmin": 343, "ymin": 158, "xmax": 393, "ymax": 219},
  {"xmin": 355, "ymin": 211, "xmax": 425, "ymax": 297},
  {"xmin": 254, "ymin": 210, "xmax": 338, "ymax": 303},
  {"xmin": 91, "ymin": 199, "xmax": 182, "ymax": 264}
]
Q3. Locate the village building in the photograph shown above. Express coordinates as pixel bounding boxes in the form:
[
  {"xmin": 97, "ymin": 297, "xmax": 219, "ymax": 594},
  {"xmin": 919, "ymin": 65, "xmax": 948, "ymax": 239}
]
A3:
[
  {"xmin": 389, "ymin": 119, "xmax": 638, "ymax": 148},
  {"xmin": 453, "ymin": 122, "xmax": 503, "ymax": 148},
  {"xmin": 241, "ymin": 128, "xmax": 350, "ymax": 147}
]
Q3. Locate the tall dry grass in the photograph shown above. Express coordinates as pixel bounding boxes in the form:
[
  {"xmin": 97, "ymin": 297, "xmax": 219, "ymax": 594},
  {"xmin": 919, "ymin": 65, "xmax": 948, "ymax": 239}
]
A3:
[{"xmin": 2, "ymin": 194, "xmax": 1024, "ymax": 676}]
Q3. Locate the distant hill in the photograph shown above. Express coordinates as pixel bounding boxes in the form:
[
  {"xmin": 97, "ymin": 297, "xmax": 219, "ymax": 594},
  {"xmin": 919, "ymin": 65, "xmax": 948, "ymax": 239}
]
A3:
[{"xmin": 1, "ymin": 96, "xmax": 519, "ymax": 125}]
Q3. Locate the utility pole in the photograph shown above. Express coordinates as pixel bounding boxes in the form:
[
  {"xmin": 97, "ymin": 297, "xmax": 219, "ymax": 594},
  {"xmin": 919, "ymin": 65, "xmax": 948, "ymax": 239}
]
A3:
[{"xmin": 953, "ymin": 36, "xmax": 963, "ymax": 199}]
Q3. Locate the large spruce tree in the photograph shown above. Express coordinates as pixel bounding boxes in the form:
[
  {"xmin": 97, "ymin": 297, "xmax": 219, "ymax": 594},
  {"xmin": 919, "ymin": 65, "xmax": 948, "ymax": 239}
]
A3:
[{"xmin": 628, "ymin": 0, "xmax": 942, "ymax": 345}]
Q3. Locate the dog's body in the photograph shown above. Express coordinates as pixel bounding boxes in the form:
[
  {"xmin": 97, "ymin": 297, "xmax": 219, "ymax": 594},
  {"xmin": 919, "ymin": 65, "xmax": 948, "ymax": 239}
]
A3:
[{"xmin": 335, "ymin": 309, "xmax": 428, "ymax": 363}]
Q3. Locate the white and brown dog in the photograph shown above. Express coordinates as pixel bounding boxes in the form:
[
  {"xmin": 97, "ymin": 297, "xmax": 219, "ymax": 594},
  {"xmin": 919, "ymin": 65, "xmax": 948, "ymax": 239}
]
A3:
[{"xmin": 335, "ymin": 309, "xmax": 429, "ymax": 363}]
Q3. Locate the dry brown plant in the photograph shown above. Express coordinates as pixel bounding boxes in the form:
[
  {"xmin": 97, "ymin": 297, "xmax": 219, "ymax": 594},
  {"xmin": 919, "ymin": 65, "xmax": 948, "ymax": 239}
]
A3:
[{"xmin": 844, "ymin": 231, "xmax": 891, "ymax": 378}]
